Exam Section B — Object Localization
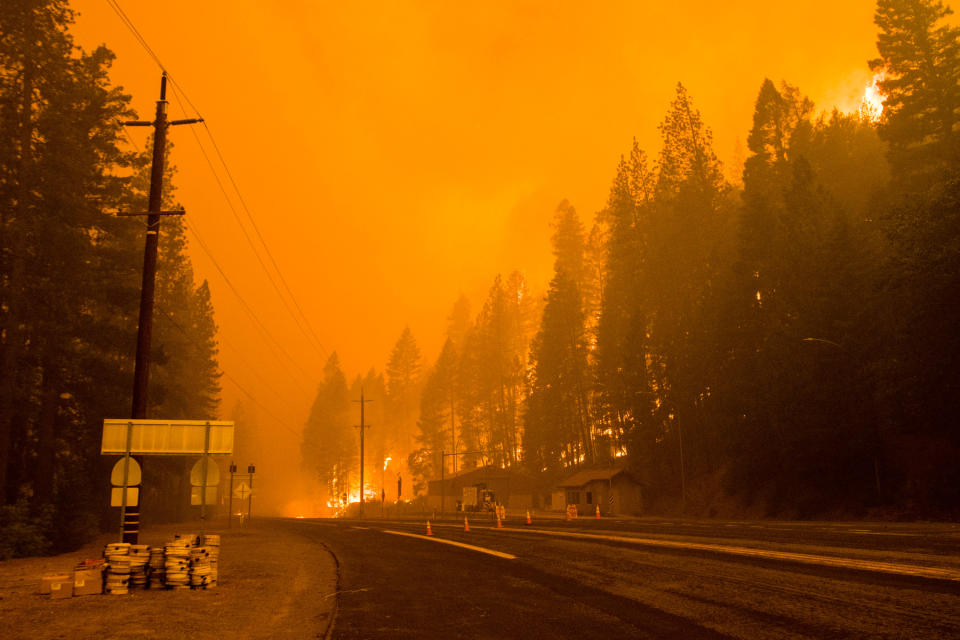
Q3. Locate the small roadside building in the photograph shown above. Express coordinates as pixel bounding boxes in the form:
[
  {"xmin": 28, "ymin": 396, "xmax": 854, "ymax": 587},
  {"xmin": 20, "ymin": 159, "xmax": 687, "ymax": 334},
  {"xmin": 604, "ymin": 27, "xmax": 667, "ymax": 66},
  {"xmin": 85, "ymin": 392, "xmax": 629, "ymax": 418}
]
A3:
[
  {"xmin": 554, "ymin": 465, "xmax": 643, "ymax": 516},
  {"xmin": 426, "ymin": 465, "xmax": 539, "ymax": 512}
]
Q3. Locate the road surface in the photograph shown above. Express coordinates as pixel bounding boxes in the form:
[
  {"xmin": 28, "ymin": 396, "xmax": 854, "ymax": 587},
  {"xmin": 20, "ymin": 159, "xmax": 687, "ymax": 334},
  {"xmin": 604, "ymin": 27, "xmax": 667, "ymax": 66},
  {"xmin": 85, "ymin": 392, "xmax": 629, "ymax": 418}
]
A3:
[{"xmin": 283, "ymin": 514, "xmax": 960, "ymax": 639}]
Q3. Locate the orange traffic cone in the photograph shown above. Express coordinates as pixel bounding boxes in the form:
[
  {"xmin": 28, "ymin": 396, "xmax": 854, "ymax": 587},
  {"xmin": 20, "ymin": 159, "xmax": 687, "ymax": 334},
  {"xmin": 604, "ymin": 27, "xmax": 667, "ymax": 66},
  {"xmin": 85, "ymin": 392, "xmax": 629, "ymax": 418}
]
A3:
[
  {"xmin": 495, "ymin": 514, "xmax": 503, "ymax": 529},
  {"xmin": 596, "ymin": 505, "xmax": 601, "ymax": 519},
  {"xmin": 525, "ymin": 510, "xmax": 532, "ymax": 525},
  {"xmin": 464, "ymin": 516, "xmax": 470, "ymax": 532},
  {"xmin": 426, "ymin": 520, "xmax": 433, "ymax": 536}
]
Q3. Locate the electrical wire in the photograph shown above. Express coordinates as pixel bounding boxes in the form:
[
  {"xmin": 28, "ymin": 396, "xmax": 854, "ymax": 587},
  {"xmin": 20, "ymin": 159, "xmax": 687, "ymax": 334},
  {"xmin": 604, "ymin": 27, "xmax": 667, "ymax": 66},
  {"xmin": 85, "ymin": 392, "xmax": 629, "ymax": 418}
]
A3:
[
  {"xmin": 105, "ymin": 0, "xmax": 322, "ymax": 442},
  {"xmin": 165, "ymin": 81, "xmax": 328, "ymax": 361},
  {"xmin": 157, "ymin": 305, "xmax": 304, "ymax": 438},
  {"xmin": 106, "ymin": 0, "xmax": 329, "ymax": 361},
  {"xmin": 220, "ymin": 369, "xmax": 303, "ymax": 439},
  {"xmin": 185, "ymin": 220, "xmax": 317, "ymax": 392}
]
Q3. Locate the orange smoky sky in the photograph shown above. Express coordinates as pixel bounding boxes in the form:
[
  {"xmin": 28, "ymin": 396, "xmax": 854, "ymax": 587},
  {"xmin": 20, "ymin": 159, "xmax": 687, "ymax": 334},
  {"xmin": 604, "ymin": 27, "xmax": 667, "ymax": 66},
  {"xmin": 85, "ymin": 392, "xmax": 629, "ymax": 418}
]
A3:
[{"xmin": 69, "ymin": 1, "xmax": 881, "ymax": 432}]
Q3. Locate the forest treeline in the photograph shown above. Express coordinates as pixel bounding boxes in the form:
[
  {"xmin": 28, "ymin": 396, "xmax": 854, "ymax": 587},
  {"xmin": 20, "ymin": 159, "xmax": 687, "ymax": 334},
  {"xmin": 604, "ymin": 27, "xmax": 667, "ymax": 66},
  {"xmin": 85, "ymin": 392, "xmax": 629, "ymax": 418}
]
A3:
[
  {"xmin": 303, "ymin": 0, "xmax": 960, "ymax": 518},
  {"xmin": 0, "ymin": 1, "xmax": 220, "ymax": 557}
]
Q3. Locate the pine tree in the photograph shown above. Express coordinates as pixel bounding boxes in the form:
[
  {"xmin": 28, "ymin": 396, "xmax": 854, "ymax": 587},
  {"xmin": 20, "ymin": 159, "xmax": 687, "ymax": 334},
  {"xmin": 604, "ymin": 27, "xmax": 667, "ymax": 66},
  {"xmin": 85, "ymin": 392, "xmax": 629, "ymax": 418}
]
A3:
[
  {"xmin": 385, "ymin": 326, "xmax": 422, "ymax": 465},
  {"xmin": 302, "ymin": 353, "xmax": 353, "ymax": 501},
  {"xmin": 410, "ymin": 338, "xmax": 458, "ymax": 493},
  {"xmin": 594, "ymin": 149, "xmax": 655, "ymax": 462},
  {"xmin": 870, "ymin": 0, "xmax": 960, "ymax": 182},
  {"xmin": 644, "ymin": 83, "xmax": 732, "ymax": 502},
  {"xmin": 526, "ymin": 202, "xmax": 591, "ymax": 471},
  {"xmin": 0, "ymin": 0, "xmax": 147, "ymax": 546}
]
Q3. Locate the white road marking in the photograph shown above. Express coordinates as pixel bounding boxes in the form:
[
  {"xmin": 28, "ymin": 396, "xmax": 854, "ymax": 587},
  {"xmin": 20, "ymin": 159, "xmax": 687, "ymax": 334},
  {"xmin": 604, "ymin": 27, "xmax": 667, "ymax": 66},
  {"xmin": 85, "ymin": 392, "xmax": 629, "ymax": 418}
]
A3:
[
  {"xmin": 382, "ymin": 530, "xmax": 517, "ymax": 559},
  {"xmin": 498, "ymin": 527, "xmax": 960, "ymax": 582}
]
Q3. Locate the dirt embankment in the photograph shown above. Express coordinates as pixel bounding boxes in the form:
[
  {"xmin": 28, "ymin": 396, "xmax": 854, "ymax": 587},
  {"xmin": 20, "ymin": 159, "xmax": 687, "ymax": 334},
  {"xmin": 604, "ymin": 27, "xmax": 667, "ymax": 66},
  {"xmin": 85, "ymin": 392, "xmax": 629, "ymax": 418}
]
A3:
[{"xmin": 0, "ymin": 520, "xmax": 338, "ymax": 640}]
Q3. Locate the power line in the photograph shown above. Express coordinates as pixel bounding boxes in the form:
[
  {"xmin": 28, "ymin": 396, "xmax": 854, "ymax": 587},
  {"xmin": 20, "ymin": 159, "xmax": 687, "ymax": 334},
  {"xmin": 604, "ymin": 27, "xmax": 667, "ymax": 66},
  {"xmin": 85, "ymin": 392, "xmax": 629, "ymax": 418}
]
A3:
[
  {"xmin": 197, "ymin": 119, "xmax": 330, "ymax": 357},
  {"xmin": 105, "ymin": 0, "xmax": 165, "ymax": 71},
  {"xmin": 220, "ymin": 369, "xmax": 303, "ymax": 440},
  {"xmin": 185, "ymin": 221, "xmax": 317, "ymax": 391},
  {"xmin": 105, "ymin": 0, "xmax": 329, "ymax": 361},
  {"xmin": 157, "ymin": 305, "xmax": 304, "ymax": 439},
  {"xmin": 165, "ymin": 82, "xmax": 328, "ymax": 360},
  {"xmin": 216, "ymin": 331, "xmax": 307, "ymax": 407}
]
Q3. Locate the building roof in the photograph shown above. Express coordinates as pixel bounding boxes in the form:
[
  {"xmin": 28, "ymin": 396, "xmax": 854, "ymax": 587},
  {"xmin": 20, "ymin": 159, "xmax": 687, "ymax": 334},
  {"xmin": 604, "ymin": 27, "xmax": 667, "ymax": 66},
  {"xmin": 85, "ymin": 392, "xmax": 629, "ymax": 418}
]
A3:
[
  {"xmin": 556, "ymin": 466, "xmax": 630, "ymax": 488},
  {"xmin": 426, "ymin": 465, "xmax": 540, "ymax": 495}
]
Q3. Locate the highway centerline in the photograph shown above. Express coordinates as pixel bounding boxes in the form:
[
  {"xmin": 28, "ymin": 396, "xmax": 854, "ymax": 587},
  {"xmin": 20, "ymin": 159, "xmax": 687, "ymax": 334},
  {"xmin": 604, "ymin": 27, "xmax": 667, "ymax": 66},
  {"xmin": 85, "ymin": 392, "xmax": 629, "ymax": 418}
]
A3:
[{"xmin": 382, "ymin": 529, "xmax": 517, "ymax": 559}]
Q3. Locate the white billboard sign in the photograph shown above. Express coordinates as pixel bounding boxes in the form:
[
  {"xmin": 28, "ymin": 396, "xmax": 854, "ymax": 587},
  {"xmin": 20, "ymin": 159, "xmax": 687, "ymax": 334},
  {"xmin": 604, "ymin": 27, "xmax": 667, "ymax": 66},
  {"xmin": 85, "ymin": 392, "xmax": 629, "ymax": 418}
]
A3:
[{"xmin": 101, "ymin": 419, "xmax": 234, "ymax": 455}]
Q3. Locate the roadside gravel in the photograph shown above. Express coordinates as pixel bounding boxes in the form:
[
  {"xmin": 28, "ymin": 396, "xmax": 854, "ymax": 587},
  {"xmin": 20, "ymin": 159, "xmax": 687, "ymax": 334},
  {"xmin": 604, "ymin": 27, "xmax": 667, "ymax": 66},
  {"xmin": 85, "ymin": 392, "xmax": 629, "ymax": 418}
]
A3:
[{"xmin": 0, "ymin": 519, "xmax": 338, "ymax": 640}]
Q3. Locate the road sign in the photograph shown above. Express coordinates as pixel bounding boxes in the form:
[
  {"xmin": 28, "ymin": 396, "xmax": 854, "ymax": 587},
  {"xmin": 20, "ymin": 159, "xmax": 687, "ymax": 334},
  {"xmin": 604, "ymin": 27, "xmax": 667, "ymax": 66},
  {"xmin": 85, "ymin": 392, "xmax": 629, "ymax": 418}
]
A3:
[
  {"xmin": 190, "ymin": 458, "xmax": 220, "ymax": 487},
  {"xmin": 101, "ymin": 419, "xmax": 234, "ymax": 455},
  {"xmin": 190, "ymin": 486, "xmax": 217, "ymax": 505},
  {"xmin": 233, "ymin": 481, "xmax": 252, "ymax": 500},
  {"xmin": 111, "ymin": 456, "xmax": 141, "ymax": 486},
  {"xmin": 111, "ymin": 487, "xmax": 139, "ymax": 507}
]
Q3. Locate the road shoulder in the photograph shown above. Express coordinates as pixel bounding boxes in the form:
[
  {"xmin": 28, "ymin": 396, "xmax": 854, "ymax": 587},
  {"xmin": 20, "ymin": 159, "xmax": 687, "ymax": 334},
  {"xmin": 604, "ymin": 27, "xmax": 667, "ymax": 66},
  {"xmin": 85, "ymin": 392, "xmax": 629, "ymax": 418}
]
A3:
[{"xmin": 0, "ymin": 520, "xmax": 338, "ymax": 640}]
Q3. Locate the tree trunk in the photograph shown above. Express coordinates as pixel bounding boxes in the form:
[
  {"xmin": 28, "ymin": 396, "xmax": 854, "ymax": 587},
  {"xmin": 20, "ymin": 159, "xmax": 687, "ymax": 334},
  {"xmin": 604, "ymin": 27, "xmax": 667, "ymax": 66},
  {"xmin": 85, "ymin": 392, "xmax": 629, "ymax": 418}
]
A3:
[{"xmin": 34, "ymin": 365, "xmax": 60, "ymax": 506}]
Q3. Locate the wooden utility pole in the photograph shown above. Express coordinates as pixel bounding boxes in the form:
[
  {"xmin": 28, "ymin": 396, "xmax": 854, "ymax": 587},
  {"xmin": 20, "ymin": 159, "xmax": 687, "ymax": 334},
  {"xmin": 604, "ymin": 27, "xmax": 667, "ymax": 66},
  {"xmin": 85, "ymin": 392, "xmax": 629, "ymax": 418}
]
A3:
[
  {"xmin": 124, "ymin": 72, "xmax": 202, "ymax": 419},
  {"xmin": 121, "ymin": 72, "xmax": 202, "ymax": 542},
  {"xmin": 353, "ymin": 388, "xmax": 372, "ymax": 517}
]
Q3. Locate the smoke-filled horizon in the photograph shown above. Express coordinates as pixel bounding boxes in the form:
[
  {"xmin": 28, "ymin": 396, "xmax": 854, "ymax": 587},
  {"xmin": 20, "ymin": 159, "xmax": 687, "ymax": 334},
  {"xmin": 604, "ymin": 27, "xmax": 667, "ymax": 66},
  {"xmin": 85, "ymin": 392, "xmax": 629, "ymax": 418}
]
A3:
[{"xmin": 69, "ymin": 1, "xmax": 884, "ymax": 389}]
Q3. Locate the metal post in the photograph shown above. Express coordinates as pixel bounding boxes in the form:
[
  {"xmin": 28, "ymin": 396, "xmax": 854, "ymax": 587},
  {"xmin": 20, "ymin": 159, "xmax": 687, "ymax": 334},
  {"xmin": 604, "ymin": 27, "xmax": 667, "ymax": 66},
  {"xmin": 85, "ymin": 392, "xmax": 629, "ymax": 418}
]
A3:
[
  {"xmin": 360, "ymin": 390, "xmax": 365, "ymax": 517},
  {"xmin": 200, "ymin": 421, "xmax": 211, "ymax": 534},
  {"xmin": 228, "ymin": 462, "xmax": 236, "ymax": 528},
  {"xmin": 440, "ymin": 449, "xmax": 444, "ymax": 517},
  {"xmin": 247, "ymin": 463, "xmax": 255, "ymax": 520}
]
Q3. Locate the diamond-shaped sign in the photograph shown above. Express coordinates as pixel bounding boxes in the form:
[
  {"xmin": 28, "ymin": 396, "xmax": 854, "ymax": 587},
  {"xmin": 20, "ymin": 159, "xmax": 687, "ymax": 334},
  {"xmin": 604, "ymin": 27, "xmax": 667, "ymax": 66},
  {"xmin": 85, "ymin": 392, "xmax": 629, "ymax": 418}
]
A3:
[{"xmin": 233, "ymin": 481, "xmax": 252, "ymax": 500}]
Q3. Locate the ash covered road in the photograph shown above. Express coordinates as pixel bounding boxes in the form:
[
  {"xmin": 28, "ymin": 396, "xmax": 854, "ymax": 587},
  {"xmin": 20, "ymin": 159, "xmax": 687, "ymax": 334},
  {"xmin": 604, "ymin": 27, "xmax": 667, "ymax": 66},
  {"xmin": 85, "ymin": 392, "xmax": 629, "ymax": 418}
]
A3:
[{"xmin": 285, "ymin": 515, "xmax": 960, "ymax": 640}]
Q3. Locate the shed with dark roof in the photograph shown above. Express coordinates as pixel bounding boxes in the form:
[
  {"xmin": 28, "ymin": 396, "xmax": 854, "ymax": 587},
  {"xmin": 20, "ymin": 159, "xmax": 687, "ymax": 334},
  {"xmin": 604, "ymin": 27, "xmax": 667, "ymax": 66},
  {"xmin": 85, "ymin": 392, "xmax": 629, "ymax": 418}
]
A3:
[{"xmin": 555, "ymin": 465, "xmax": 643, "ymax": 516}]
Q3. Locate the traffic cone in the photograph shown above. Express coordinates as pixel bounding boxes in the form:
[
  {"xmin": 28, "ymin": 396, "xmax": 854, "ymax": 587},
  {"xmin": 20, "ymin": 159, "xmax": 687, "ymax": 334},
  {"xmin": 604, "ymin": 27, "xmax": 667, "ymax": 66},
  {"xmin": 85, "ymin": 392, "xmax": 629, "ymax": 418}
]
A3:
[
  {"xmin": 426, "ymin": 520, "xmax": 433, "ymax": 536},
  {"xmin": 464, "ymin": 516, "xmax": 470, "ymax": 532},
  {"xmin": 525, "ymin": 510, "xmax": 532, "ymax": 525},
  {"xmin": 495, "ymin": 514, "xmax": 503, "ymax": 529},
  {"xmin": 596, "ymin": 505, "xmax": 601, "ymax": 519}
]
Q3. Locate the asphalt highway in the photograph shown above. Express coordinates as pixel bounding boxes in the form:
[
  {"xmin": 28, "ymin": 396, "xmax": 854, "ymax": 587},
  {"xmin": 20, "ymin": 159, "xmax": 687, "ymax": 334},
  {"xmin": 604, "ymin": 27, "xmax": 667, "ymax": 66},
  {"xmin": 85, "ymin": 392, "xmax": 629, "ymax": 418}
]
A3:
[{"xmin": 285, "ymin": 515, "xmax": 960, "ymax": 639}]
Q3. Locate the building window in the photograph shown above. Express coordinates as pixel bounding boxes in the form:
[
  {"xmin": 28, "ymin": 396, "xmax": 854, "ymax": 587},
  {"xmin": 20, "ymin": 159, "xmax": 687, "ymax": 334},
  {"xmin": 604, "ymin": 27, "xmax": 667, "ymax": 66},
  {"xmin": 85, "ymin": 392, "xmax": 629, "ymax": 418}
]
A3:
[
  {"xmin": 586, "ymin": 491, "xmax": 593, "ymax": 504},
  {"xmin": 566, "ymin": 490, "xmax": 579, "ymax": 505}
]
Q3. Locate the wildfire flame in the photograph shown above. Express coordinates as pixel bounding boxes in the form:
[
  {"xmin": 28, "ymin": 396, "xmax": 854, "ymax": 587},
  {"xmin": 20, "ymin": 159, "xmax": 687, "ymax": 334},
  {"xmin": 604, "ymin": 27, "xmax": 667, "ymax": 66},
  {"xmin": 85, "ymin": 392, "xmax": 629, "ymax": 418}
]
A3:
[
  {"xmin": 383, "ymin": 456, "xmax": 392, "ymax": 470},
  {"xmin": 859, "ymin": 73, "xmax": 886, "ymax": 123}
]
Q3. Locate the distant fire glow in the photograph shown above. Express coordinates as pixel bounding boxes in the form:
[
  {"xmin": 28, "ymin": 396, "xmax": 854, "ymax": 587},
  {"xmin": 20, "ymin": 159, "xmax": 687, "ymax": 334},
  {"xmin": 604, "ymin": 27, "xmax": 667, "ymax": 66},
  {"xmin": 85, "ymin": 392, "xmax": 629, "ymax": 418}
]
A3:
[{"xmin": 860, "ymin": 73, "xmax": 886, "ymax": 122}]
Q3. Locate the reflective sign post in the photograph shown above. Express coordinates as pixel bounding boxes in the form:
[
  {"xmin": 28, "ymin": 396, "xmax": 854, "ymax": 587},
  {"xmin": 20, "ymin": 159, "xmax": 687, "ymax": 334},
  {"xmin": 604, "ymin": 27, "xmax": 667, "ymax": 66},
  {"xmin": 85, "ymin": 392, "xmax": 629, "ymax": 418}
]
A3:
[
  {"xmin": 228, "ymin": 462, "xmax": 237, "ymax": 528},
  {"xmin": 247, "ymin": 464, "xmax": 256, "ymax": 521}
]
